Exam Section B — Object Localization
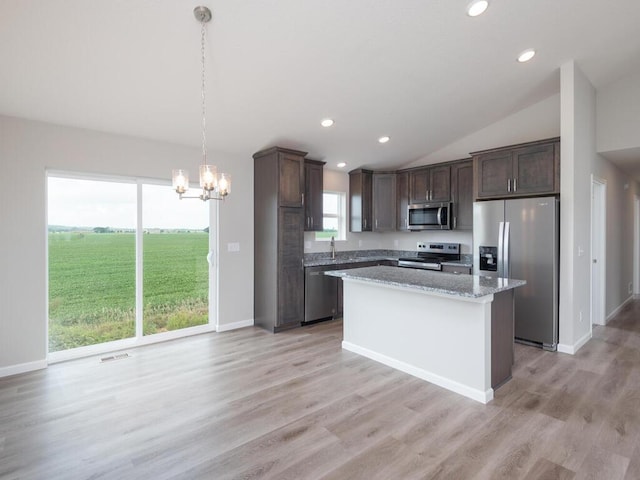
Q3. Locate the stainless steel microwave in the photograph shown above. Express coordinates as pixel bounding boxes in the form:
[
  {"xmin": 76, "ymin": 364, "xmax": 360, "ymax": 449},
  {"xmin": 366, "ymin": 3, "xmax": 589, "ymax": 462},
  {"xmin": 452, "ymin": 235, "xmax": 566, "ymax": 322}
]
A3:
[{"xmin": 407, "ymin": 202, "xmax": 452, "ymax": 230}]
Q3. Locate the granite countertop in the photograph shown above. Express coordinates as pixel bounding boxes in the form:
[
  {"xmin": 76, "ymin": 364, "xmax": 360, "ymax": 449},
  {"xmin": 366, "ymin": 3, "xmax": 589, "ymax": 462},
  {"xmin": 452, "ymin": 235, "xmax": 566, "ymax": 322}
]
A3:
[
  {"xmin": 325, "ymin": 266, "xmax": 525, "ymax": 298},
  {"xmin": 304, "ymin": 249, "xmax": 473, "ymax": 268},
  {"xmin": 304, "ymin": 255, "xmax": 396, "ymax": 267}
]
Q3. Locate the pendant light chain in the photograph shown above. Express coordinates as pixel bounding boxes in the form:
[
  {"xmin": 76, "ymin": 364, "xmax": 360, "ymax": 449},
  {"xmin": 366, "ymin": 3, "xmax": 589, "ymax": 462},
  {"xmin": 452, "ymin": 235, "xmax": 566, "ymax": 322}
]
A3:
[
  {"xmin": 172, "ymin": 6, "xmax": 230, "ymax": 201},
  {"xmin": 200, "ymin": 19, "xmax": 207, "ymax": 164}
]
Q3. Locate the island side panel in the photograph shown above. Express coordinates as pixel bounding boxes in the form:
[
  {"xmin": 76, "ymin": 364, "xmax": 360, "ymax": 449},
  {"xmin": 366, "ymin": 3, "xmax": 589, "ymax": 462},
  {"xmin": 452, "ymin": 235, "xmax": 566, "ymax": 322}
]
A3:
[
  {"xmin": 491, "ymin": 289, "xmax": 515, "ymax": 388},
  {"xmin": 341, "ymin": 278, "xmax": 494, "ymax": 403}
]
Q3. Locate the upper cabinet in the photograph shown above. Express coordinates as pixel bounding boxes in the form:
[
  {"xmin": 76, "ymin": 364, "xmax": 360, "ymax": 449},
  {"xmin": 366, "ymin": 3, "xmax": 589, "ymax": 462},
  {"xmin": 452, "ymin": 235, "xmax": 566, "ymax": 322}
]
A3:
[
  {"xmin": 450, "ymin": 160, "xmax": 473, "ymax": 230},
  {"xmin": 304, "ymin": 159, "xmax": 325, "ymax": 231},
  {"xmin": 396, "ymin": 171, "xmax": 410, "ymax": 231},
  {"xmin": 372, "ymin": 172, "xmax": 396, "ymax": 231},
  {"xmin": 278, "ymin": 150, "xmax": 305, "ymax": 207},
  {"xmin": 409, "ymin": 165, "xmax": 451, "ymax": 204},
  {"xmin": 349, "ymin": 169, "xmax": 373, "ymax": 232},
  {"xmin": 473, "ymin": 138, "xmax": 560, "ymax": 200}
]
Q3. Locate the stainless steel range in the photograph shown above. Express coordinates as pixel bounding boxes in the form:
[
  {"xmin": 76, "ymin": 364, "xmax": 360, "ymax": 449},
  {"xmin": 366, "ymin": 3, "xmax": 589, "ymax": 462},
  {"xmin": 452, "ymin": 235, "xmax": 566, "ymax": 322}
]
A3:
[{"xmin": 397, "ymin": 242, "xmax": 461, "ymax": 271}]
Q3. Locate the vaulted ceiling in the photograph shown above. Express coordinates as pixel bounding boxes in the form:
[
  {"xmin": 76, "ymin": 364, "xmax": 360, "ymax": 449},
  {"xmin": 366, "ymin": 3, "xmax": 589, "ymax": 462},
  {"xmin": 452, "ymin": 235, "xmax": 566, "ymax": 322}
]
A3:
[{"xmin": 1, "ymin": 0, "xmax": 640, "ymax": 171}]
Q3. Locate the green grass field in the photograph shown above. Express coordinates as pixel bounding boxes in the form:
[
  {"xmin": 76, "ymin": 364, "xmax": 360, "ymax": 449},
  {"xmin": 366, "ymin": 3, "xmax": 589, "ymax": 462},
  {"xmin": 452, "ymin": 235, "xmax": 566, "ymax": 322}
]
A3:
[{"xmin": 48, "ymin": 232, "xmax": 209, "ymax": 352}]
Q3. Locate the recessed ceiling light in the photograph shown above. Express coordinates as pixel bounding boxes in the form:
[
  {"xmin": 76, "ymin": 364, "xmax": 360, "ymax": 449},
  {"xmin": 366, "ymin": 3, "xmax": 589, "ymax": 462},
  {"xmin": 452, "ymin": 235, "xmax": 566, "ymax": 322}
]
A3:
[
  {"xmin": 321, "ymin": 118, "xmax": 334, "ymax": 127},
  {"xmin": 467, "ymin": 0, "xmax": 489, "ymax": 17},
  {"xmin": 378, "ymin": 136, "xmax": 390, "ymax": 144},
  {"xmin": 517, "ymin": 49, "xmax": 536, "ymax": 63},
  {"xmin": 337, "ymin": 162, "xmax": 347, "ymax": 168}
]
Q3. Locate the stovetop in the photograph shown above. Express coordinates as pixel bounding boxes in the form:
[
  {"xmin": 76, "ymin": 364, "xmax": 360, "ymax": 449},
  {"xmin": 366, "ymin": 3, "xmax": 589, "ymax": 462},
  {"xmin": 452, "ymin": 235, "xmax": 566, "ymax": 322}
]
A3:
[{"xmin": 398, "ymin": 242, "xmax": 461, "ymax": 264}]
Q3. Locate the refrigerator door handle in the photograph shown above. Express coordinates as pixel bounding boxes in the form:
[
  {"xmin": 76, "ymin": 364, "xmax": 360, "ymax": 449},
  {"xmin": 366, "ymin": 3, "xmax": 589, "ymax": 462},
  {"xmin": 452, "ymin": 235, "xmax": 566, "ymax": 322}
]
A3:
[
  {"xmin": 503, "ymin": 221, "xmax": 511, "ymax": 278},
  {"xmin": 498, "ymin": 221, "xmax": 505, "ymax": 276}
]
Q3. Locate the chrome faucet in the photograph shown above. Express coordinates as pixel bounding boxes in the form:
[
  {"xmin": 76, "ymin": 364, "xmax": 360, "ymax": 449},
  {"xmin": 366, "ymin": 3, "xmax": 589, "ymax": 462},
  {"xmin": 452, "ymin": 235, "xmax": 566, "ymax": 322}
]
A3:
[{"xmin": 330, "ymin": 236, "xmax": 336, "ymax": 259}]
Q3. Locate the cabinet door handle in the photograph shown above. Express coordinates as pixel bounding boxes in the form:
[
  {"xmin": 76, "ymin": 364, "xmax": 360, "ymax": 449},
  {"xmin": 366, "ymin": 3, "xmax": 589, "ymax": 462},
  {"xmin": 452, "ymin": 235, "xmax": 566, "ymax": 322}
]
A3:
[
  {"xmin": 375, "ymin": 219, "xmax": 378, "ymax": 229},
  {"xmin": 454, "ymin": 217, "xmax": 457, "ymax": 229},
  {"xmin": 310, "ymin": 216, "xmax": 313, "ymax": 227},
  {"xmin": 513, "ymin": 178, "xmax": 517, "ymax": 192},
  {"xmin": 507, "ymin": 179, "xmax": 511, "ymax": 192},
  {"xmin": 301, "ymin": 193, "xmax": 304, "ymax": 205}
]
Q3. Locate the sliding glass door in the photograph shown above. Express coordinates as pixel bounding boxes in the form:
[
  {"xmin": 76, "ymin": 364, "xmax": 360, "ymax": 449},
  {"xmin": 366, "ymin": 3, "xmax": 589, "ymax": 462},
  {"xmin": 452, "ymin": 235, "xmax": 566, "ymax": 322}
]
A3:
[
  {"xmin": 47, "ymin": 174, "xmax": 214, "ymax": 356},
  {"xmin": 141, "ymin": 184, "xmax": 209, "ymax": 335},
  {"xmin": 48, "ymin": 177, "xmax": 137, "ymax": 352}
]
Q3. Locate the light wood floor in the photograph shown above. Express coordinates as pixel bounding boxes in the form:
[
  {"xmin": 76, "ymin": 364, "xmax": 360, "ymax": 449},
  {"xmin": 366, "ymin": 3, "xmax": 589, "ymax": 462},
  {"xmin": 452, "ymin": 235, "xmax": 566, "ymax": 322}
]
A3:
[{"xmin": 1, "ymin": 301, "xmax": 640, "ymax": 479}]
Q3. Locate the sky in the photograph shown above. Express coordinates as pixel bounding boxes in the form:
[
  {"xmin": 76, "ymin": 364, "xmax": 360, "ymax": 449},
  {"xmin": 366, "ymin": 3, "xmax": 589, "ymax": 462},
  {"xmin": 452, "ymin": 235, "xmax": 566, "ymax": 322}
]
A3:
[{"xmin": 48, "ymin": 176, "xmax": 209, "ymax": 230}]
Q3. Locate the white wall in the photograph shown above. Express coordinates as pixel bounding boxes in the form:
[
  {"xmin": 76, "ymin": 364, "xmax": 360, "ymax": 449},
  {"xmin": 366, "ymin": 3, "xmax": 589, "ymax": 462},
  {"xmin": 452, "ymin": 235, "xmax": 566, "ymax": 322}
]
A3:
[
  {"xmin": 0, "ymin": 115, "xmax": 253, "ymax": 372},
  {"xmin": 559, "ymin": 62, "xmax": 640, "ymax": 353},
  {"xmin": 559, "ymin": 62, "xmax": 596, "ymax": 351},
  {"xmin": 592, "ymin": 158, "xmax": 638, "ymax": 316},
  {"xmin": 404, "ymin": 94, "xmax": 561, "ymax": 168},
  {"xmin": 597, "ymin": 69, "xmax": 640, "ymax": 154}
]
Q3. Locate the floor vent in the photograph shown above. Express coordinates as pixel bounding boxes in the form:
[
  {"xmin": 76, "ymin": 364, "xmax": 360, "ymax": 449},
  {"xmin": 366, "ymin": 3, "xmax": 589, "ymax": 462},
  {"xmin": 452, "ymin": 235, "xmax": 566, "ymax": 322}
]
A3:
[{"xmin": 100, "ymin": 353, "xmax": 131, "ymax": 363}]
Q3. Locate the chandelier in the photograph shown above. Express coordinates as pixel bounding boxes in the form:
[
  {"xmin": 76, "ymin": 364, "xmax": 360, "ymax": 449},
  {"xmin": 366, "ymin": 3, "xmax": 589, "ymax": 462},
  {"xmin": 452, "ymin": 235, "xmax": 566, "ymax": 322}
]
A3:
[{"xmin": 172, "ymin": 6, "xmax": 231, "ymax": 201}]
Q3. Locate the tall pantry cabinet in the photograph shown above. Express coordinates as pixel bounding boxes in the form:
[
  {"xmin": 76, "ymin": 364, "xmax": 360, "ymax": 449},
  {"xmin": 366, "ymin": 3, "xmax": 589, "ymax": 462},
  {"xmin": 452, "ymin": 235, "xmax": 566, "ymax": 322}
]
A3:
[{"xmin": 253, "ymin": 147, "xmax": 307, "ymax": 332}]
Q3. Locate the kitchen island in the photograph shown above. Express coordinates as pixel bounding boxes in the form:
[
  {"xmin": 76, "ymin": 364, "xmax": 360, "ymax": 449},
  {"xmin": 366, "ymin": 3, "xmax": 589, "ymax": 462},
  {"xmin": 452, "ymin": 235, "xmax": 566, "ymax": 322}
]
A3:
[{"xmin": 326, "ymin": 266, "xmax": 525, "ymax": 403}]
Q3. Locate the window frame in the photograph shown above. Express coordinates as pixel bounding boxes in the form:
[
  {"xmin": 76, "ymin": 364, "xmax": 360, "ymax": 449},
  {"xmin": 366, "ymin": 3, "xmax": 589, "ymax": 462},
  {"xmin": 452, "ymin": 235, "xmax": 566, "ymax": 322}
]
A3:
[{"xmin": 315, "ymin": 190, "xmax": 347, "ymax": 241}]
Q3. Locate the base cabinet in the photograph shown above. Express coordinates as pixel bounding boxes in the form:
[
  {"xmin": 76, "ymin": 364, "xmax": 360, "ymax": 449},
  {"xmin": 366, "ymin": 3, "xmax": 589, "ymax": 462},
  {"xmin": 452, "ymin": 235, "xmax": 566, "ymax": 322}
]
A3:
[{"xmin": 304, "ymin": 260, "xmax": 397, "ymax": 323}]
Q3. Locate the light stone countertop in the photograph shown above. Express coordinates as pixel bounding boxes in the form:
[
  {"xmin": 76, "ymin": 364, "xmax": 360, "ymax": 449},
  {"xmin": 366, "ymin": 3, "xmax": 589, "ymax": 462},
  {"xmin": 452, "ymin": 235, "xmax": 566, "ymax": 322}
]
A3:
[
  {"xmin": 325, "ymin": 265, "xmax": 525, "ymax": 299},
  {"xmin": 303, "ymin": 255, "xmax": 396, "ymax": 267},
  {"xmin": 303, "ymin": 249, "xmax": 473, "ymax": 268}
]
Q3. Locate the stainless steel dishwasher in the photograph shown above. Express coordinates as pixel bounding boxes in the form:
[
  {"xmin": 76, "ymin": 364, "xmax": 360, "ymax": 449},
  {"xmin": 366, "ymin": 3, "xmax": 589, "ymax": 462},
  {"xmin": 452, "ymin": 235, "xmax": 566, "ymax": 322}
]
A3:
[{"xmin": 304, "ymin": 266, "xmax": 339, "ymax": 323}]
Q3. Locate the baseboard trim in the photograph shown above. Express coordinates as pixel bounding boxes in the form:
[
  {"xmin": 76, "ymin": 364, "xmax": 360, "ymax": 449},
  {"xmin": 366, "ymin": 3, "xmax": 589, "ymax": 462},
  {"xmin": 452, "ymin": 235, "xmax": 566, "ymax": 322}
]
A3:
[
  {"xmin": 342, "ymin": 341, "xmax": 493, "ymax": 404},
  {"xmin": 217, "ymin": 319, "xmax": 254, "ymax": 332},
  {"xmin": 557, "ymin": 330, "xmax": 592, "ymax": 355},
  {"xmin": 0, "ymin": 359, "xmax": 48, "ymax": 378},
  {"xmin": 606, "ymin": 294, "xmax": 635, "ymax": 323}
]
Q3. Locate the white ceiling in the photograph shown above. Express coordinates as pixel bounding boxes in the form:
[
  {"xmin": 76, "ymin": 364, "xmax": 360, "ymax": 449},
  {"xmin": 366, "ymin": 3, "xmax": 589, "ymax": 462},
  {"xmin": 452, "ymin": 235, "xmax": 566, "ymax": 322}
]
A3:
[{"xmin": 1, "ymin": 0, "xmax": 640, "ymax": 172}]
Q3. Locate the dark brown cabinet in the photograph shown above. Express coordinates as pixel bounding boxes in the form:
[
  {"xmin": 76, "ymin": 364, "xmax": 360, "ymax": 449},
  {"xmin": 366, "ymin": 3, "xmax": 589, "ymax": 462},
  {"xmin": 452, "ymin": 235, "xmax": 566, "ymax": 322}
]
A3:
[
  {"xmin": 372, "ymin": 172, "xmax": 396, "ymax": 231},
  {"xmin": 473, "ymin": 138, "xmax": 560, "ymax": 200},
  {"xmin": 349, "ymin": 169, "xmax": 373, "ymax": 232},
  {"xmin": 396, "ymin": 171, "xmax": 409, "ymax": 231},
  {"xmin": 409, "ymin": 165, "xmax": 451, "ymax": 204},
  {"xmin": 304, "ymin": 159, "xmax": 325, "ymax": 231},
  {"xmin": 253, "ymin": 147, "xmax": 307, "ymax": 332},
  {"xmin": 451, "ymin": 159, "xmax": 473, "ymax": 230}
]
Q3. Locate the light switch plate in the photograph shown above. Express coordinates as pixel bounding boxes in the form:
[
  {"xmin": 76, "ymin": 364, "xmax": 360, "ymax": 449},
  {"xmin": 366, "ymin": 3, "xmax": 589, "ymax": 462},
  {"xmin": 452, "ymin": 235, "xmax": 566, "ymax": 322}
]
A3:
[{"xmin": 227, "ymin": 242, "xmax": 240, "ymax": 252}]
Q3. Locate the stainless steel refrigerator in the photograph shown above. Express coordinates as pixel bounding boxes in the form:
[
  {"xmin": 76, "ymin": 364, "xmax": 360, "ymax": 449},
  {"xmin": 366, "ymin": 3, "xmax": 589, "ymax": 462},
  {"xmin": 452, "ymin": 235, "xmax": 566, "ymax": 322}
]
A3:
[{"xmin": 473, "ymin": 196, "xmax": 559, "ymax": 350}]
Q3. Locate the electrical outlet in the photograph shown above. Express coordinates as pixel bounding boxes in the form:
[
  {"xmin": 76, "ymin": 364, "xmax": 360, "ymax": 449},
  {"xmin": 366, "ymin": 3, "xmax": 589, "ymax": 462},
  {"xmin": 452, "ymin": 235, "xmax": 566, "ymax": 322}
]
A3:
[
  {"xmin": 227, "ymin": 242, "xmax": 240, "ymax": 252},
  {"xmin": 629, "ymin": 282, "xmax": 633, "ymax": 294}
]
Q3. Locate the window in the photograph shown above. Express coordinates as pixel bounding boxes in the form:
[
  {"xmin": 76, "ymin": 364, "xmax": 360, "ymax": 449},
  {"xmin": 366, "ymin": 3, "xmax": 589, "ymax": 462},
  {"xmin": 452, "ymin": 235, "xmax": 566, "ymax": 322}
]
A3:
[{"xmin": 316, "ymin": 191, "xmax": 346, "ymax": 241}]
